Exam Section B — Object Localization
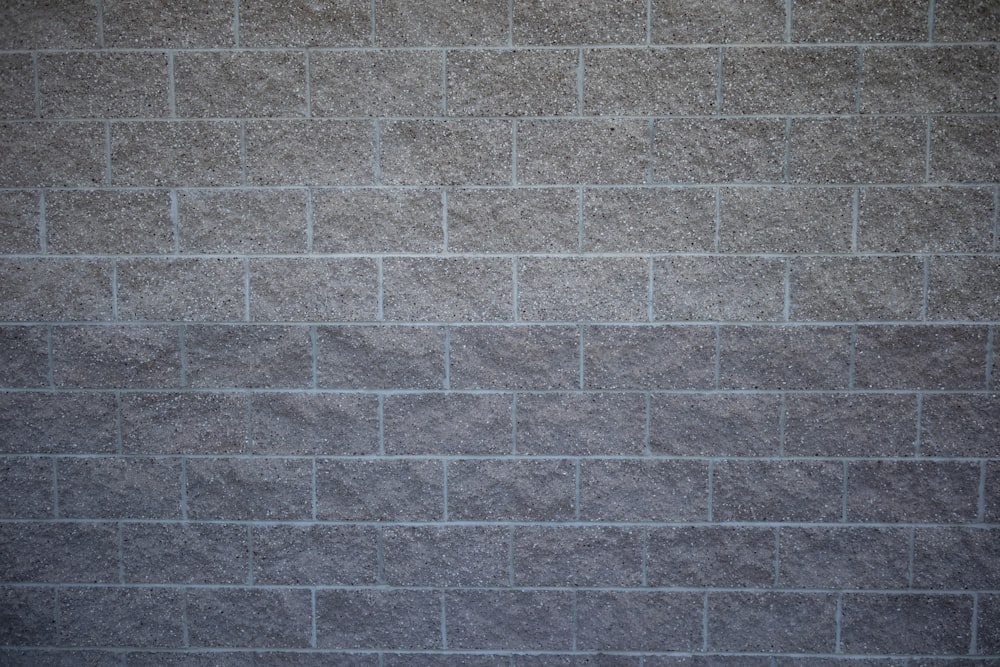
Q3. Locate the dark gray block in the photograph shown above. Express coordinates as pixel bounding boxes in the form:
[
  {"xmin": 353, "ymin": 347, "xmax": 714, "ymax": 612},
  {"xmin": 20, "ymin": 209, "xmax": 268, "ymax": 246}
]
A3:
[
  {"xmin": 981, "ymin": 594, "xmax": 1000, "ymax": 654},
  {"xmin": 187, "ymin": 588, "xmax": 312, "ymax": 648},
  {"xmin": 0, "ymin": 191, "xmax": 40, "ymax": 253},
  {"xmin": 934, "ymin": 0, "xmax": 1000, "ymax": 41},
  {"xmin": 0, "ymin": 458, "xmax": 52, "ymax": 518},
  {"xmin": 647, "ymin": 526, "xmax": 776, "ymax": 587},
  {"xmin": 448, "ymin": 459, "xmax": 575, "ymax": 521},
  {"xmin": 316, "ymin": 459, "xmax": 443, "ymax": 521},
  {"xmin": 383, "ymin": 393, "xmax": 512, "ymax": 455},
  {"xmin": 706, "ymin": 592, "xmax": 837, "ymax": 653},
  {"xmin": 250, "ymin": 258, "xmax": 377, "ymax": 321},
  {"xmin": 928, "ymin": 256, "xmax": 1000, "ymax": 321},
  {"xmin": 376, "ymin": 0, "xmax": 508, "ymax": 46},
  {"xmin": 0, "ymin": 55, "xmax": 39, "ymax": 117},
  {"xmin": 921, "ymin": 394, "xmax": 1000, "ymax": 457},
  {"xmin": 516, "ymin": 392, "xmax": 645, "ymax": 456},
  {"xmin": 313, "ymin": 188, "xmax": 443, "ymax": 253},
  {"xmin": 58, "ymin": 457, "xmax": 182, "ymax": 519},
  {"xmin": 651, "ymin": 0, "xmax": 785, "ymax": 43},
  {"xmin": 0, "ymin": 587, "xmax": 55, "ymax": 646},
  {"xmin": 316, "ymin": 325, "xmax": 445, "ymax": 389},
  {"xmin": 120, "ymin": 392, "xmax": 250, "ymax": 455},
  {"xmin": 0, "ymin": 393, "xmax": 116, "ymax": 454},
  {"xmin": 854, "ymin": 326, "xmax": 988, "ymax": 390},
  {"xmin": 912, "ymin": 527, "xmax": 1000, "ymax": 590},
  {"xmin": 0, "ymin": 0, "xmax": 97, "ymax": 48},
  {"xmin": 448, "ymin": 50, "xmax": 577, "ymax": 117},
  {"xmin": 513, "ymin": 0, "xmax": 646, "ymax": 45},
  {"xmin": 175, "ymin": 51, "xmax": 306, "ymax": 118},
  {"xmin": 178, "ymin": 189, "xmax": 309, "ymax": 254},
  {"xmin": 110, "ymin": 121, "xmax": 241, "ymax": 186},
  {"xmin": 784, "ymin": 393, "xmax": 917, "ymax": 457},
  {"xmin": 719, "ymin": 186, "xmax": 853, "ymax": 253},
  {"xmin": 383, "ymin": 526, "xmax": 508, "ymax": 586},
  {"xmin": 0, "ymin": 522, "xmax": 117, "ymax": 582},
  {"xmin": 382, "ymin": 257, "xmax": 513, "ymax": 322},
  {"xmin": 312, "ymin": 51, "xmax": 443, "ymax": 117},
  {"xmin": 51, "ymin": 325, "xmax": 181, "ymax": 389},
  {"xmin": 516, "ymin": 656, "xmax": 641, "ymax": 667},
  {"xmin": 580, "ymin": 459, "xmax": 708, "ymax": 521},
  {"xmin": 847, "ymin": 460, "xmax": 981, "ymax": 523},
  {"xmin": 723, "ymin": 47, "xmax": 857, "ymax": 114},
  {"xmin": 252, "ymin": 393, "xmax": 379, "ymax": 456},
  {"xmin": 58, "ymin": 587, "xmax": 184, "ymax": 647},
  {"xmin": 117, "ymin": 258, "xmax": 244, "ymax": 322},
  {"xmin": 256, "ymin": 654, "xmax": 378, "ymax": 667},
  {"xmin": 122, "ymin": 522, "xmax": 249, "ymax": 584},
  {"xmin": 583, "ymin": 187, "xmax": 716, "ymax": 252},
  {"xmin": 253, "ymin": 525, "xmax": 376, "ymax": 585},
  {"xmin": 187, "ymin": 458, "xmax": 312, "ymax": 520},
  {"xmin": 449, "ymin": 325, "xmax": 579, "ymax": 390},
  {"xmin": 0, "ymin": 258, "xmax": 112, "ymax": 322},
  {"xmin": 777, "ymin": 527, "xmax": 910, "ymax": 589},
  {"xmin": 38, "ymin": 53, "xmax": 168, "ymax": 118},
  {"xmin": 388, "ymin": 656, "xmax": 507, "ymax": 667},
  {"xmin": 446, "ymin": 590, "xmax": 573, "ymax": 650},
  {"xmin": 649, "ymin": 393, "xmax": 781, "ymax": 456},
  {"xmin": 0, "ymin": 326, "xmax": 48, "ymax": 387},
  {"xmin": 381, "ymin": 120, "xmax": 512, "ymax": 186},
  {"xmin": 103, "ymin": 0, "xmax": 235, "ymax": 47},
  {"xmin": 185, "ymin": 325, "xmax": 313, "ymax": 388},
  {"xmin": 316, "ymin": 590, "xmax": 441, "ymax": 649},
  {"xmin": 654, "ymin": 256, "xmax": 786, "ymax": 321},
  {"xmin": 719, "ymin": 325, "xmax": 850, "ymax": 390},
  {"xmin": 577, "ymin": 591, "xmax": 702, "ymax": 651},
  {"xmin": 0, "ymin": 649, "xmax": 123, "ymax": 667},
  {"xmin": 240, "ymin": 0, "xmax": 370, "ymax": 47},
  {"xmin": 790, "ymin": 117, "xmax": 926, "ymax": 184},
  {"xmin": 930, "ymin": 116, "xmax": 1000, "ymax": 183},
  {"xmin": 790, "ymin": 256, "xmax": 924, "ymax": 321},
  {"xmin": 518, "ymin": 257, "xmax": 647, "ymax": 321},
  {"xmin": 0, "ymin": 122, "xmax": 105, "ymax": 187},
  {"xmin": 713, "ymin": 460, "xmax": 844, "ymax": 522},
  {"xmin": 519, "ymin": 119, "xmax": 649, "ymax": 184},
  {"xmin": 448, "ymin": 187, "xmax": 577, "ymax": 253},
  {"xmin": 584, "ymin": 48, "xmax": 716, "ymax": 115},
  {"xmin": 513, "ymin": 526, "xmax": 642, "ymax": 587},
  {"xmin": 46, "ymin": 189, "xmax": 173, "ymax": 254},
  {"xmin": 792, "ymin": 0, "xmax": 929, "ymax": 42},
  {"xmin": 653, "ymin": 118, "xmax": 785, "ymax": 183},
  {"xmin": 841, "ymin": 594, "xmax": 973, "ymax": 655},
  {"xmin": 245, "ymin": 120, "xmax": 374, "ymax": 186},
  {"xmin": 584, "ymin": 325, "xmax": 716, "ymax": 389}
]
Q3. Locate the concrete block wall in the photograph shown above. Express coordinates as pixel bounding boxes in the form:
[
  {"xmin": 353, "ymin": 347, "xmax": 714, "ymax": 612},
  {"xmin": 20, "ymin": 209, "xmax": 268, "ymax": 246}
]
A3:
[{"xmin": 0, "ymin": 0, "xmax": 998, "ymax": 663}]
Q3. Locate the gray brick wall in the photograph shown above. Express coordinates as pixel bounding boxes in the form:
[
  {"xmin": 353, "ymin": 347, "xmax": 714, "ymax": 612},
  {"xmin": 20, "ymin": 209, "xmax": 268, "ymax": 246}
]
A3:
[{"xmin": 0, "ymin": 0, "xmax": 998, "ymax": 663}]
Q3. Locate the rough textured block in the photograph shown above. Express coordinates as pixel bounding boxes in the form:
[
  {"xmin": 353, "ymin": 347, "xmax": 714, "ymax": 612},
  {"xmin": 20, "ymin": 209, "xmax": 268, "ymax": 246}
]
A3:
[
  {"xmin": 0, "ymin": 191, "xmax": 40, "ymax": 253},
  {"xmin": 934, "ymin": 0, "xmax": 1000, "ymax": 41},
  {"xmin": 2, "ymin": 0, "xmax": 95, "ymax": 47},
  {"xmin": 383, "ymin": 393, "xmax": 512, "ymax": 455},
  {"xmin": 0, "ymin": 326, "xmax": 48, "ymax": 387},
  {"xmin": 46, "ymin": 189, "xmax": 172, "ymax": 254},
  {"xmin": 117, "ymin": 258, "xmax": 244, "ymax": 321},
  {"xmin": 654, "ymin": 256, "xmax": 786, "ymax": 321},
  {"xmin": 51, "ymin": 325, "xmax": 180, "ymax": 388},
  {"xmin": 651, "ymin": 0, "xmax": 785, "ymax": 43},
  {"xmin": 784, "ymin": 393, "xmax": 917, "ymax": 457},
  {"xmin": 789, "ymin": 256, "xmax": 924, "ymax": 321},
  {"xmin": 38, "ymin": 53, "xmax": 168, "ymax": 118},
  {"xmin": 518, "ymin": 257, "xmax": 648, "ymax": 321},
  {"xmin": 449, "ymin": 50, "xmax": 576, "ymax": 117},
  {"xmin": 383, "ymin": 257, "xmax": 513, "ymax": 322},
  {"xmin": 0, "ymin": 587, "xmax": 55, "ymax": 646},
  {"xmin": 778, "ymin": 527, "xmax": 910, "ymax": 589},
  {"xmin": 185, "ymin": 325, "xmax": 312, "ymax": 388},
  {"xmin": 316, "ymin": 459, "xmax": 443, "ymax": 521},
  {"xmin": 446, "ymin": 590, "xmax": 573, "ymax": 650},
  {"xmin": 585, "ymin": 48, "xmax": 716, "ymax": 115},
  {"xmin": 121, "ymin": 523, "xmax": 249, "ymax": 584},
  {"xmin": 580, "ymin": 460, "xmax": 708, "ymax": 521},
  {"xmin": 862, "ymin": 46, "xmax": 998, "ymax": 114},
  {"xmin": 312, "ymin": 51, "xmax": 443, "ymax": 117},
  {"xmin": 518, "ymin": 120, "xmax": 648, "ymax": 184},
  {"xmin": 448, "ymin": 188, "xmax": 577, "ymax": 253},
  {"xmin": 0, "ymin": 55, "xmax": 36, "ymax": 119},
  {"xmin": 714, "ymin": 460, "xmax": 844, "ymax": 522},
  {"xmin": 513, "ymin": 0, "xmax": 645, "ymax": 45},
  {"xmin": 790, "ymin": 118, "xmax": 926, "ymax": 184},
  {"xmin": 0, "ymin": 649, "xmax": 123, "ymax": 667},
  {"xmin": 723, "ymin": 47, "xmax": 857, "ymax": 114},
  {"xmin": 0, "ymin": 522, "xmax": 117, "ymax": 582},
  {"xmin": 0, "ymin": 393, "xmax": 116, "ymax": 454},
  {"xmin": 241, "ymin": 0, "xmax": 370, "ymax": 47},
  {"xmin": 110, "ymin": 121, "xmax": 241, "ymax": 186},
  {"xmin": 516, "ymin": 392, "xmax": 645, "ymax": 455},
  {"xmin": 927, "ymin": 256, "xmax": 1000, "ymax": 321},
  {"xmin": 847, "ymin": 461, "xmax": 981, "ymax": 523},
  {"xmin": 386, "ymin": 657, "xmax": 505, "ymax": 667},
  {"xmin": 250, "ymin": 258, "xmax": 376, "ymax": 321},
  {"xmin": 316, "ymin": 325, "xmax": 444, "ymax": 389},
  {"xmin": 583, "ymin": 187, "xmax": 716, "ymax": 252},
  {"xmin": 912, "ymin": 527, "xmax": 1000, "ymax": 590},
  {"xmin": 313, "ymin": 188, "xmax": 443, "ymax": 253},
  {"xmin": 857, "ymin": 187, "xmax": 995, "ymax": 253},
  {"xmin": 647, "ymin": 527, "xmax": 775, "ymax": 587},
  {"xmin": 854, "ymin": 326, "xmax": 988, "ymax": 390},
  {"xmin": 792, "ymin": 0, "xmax": 930, "ymax": 42},
  {"xmin": 187, "ymin": 458, "xmax": 312, "ymax": 520},
  {"xmin": 647, "ymin": 659, "xmax": 770, "ymax": 667},
  {"xmin": 257, "ymin": 655, "xmax": 378, "ymax": 667},
  {"xmin": 58, "ymin": 587, "xmax": 184, "ymax": 647},
  {"xmin": 376, "ymin": 0, "xmax": 507, "ymax": 46},
  {"xmin": 921, "ymin": 394, "xmax": 1000, "ymax": 457},
  {"xmin": 174, "ymin": 51, "xmax": 307, "ymax": 118},
  {"xmin": 0, "ymin": 122, "xmax": 105, "ymax": 187},
  {"xmin": 120, "ymin": 392, "xmax": 249, "ymax": 455},
  {"xmin": 252, "ymin": 393, "xmax": 379, "ymax": 455},
  {"xmin": 584, "ymin": 325, "xmax": 715, "ymax": 389},
  {"xmin": 103, "ymin": 0, "xmax": 234, "ymax": 47},
  {"xmin": 126, "ymin": 654, "xmax": 251, "ymax": 667},
  {"xmin": 187, "ymin": 588, "xmax": 312, "ymax": 648},
  {"xmin": 449, "ymin": 459, "xmax": 575, "ymax": 521},
  {"xmin": 381, "ymin": 120, "xmax": 511, "ymax": 186},
  {"xmin": 178, "ymin": 189, "xmax": 308, "ymax": 254},
  {"xmin": 0, "ymin": 458, "xmax": 52, "ymax": 518},
  {"xmin": 706, "ymin": 593, "xmax": 837, "ymax": 653},
  {"xmin": 649, "ymin": 393, "xmax": 782, "ymax": 456},
  {"xmin": 246, "ymin": 120, "xmax": 374, "ymax": 185},
  {"xmin": 719, "ymin": 326, "xmax": 850, "ymax": 389},
  {"xmin": 981, "ymin": 594, "xmax": 1000, "ymax": 654},
  {"xmin": 58, "ymin": 457, "xmax": 181, "ymax": 519},
  {"xmin": 516, "ymin": 658, "xmax": 640, "ymax": 667},
  {"xmin": 930, "ymin": 117, "xmax": 999, "ymax": 183},
  {"xmin": 0, "ymin": 259, "xmax": 112, "ymax": 322},
  {"xmin": 841, "ymin": 594, "xmax": 972, "ymax": 655},
  {"xmin": 316, "ymin": 590, "xmax": 441, "ymax": 649},
  {"xmin": 653, "ymin": 119, "xmax": 785, "ymax": 183},
  {"xmin": 719, "ymin": 187, "xmax": 853, "ymax": 253},
  {"xmin": 577, "ymin": 591, "xmax": 702, "ymax": 651},
  {"xmin": 383, "ymin": 526, "xmax": 508, "ymax": 586},
  {"xmin": 514, "ymin": 526, "xmax": 642, "ymax": 587},
  {"xmin": 449, "ymin": 325, "xmax": 579, "ymax": 389},
  {"xmin": 252, "ymin": 525, "xmax": 376, "ymax": 585}
]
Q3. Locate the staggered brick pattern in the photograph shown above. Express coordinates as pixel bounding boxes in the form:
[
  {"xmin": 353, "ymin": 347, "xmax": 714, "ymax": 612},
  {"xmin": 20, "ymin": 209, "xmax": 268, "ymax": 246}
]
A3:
[{"xmin": 1, "ymin": 0, "xmax": 999, "ymax": 663}]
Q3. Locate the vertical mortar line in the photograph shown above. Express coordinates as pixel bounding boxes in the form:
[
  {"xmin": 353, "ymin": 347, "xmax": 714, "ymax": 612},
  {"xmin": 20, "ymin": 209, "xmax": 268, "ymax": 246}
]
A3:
[
  {"xmin": 834, "ymin": 593, "xmax": 843, "ymax": 653},
  {"xmin": 239, "ymin": 120, "xmax": 248, "ymax": 185},
  {"xmin": 167, "ymin": 51, "xmax": 177, "ymax": 118},
  {"xmin": 440, "ymin": 589, "xmax": 448, "ymax": 649},
  {"xmin": 715, "ymin": 47, "xmax": 724, "ymax": 113},
  {"xmin": 117, "ymin": 522, "xmax": 125, "ymax": 584},
  {"xmin": 169, "ymin": 189, "xmax": 180, "ymax": 254},
  {"xmin": 706, "ymin": 460, "xmax": 714, "ymax": 522},
  {"xmin": 778, "ymin": 392, "xmax": 786, "ymax": 456},
  {"xmin": 111, "ymin": 260, "xmax": 119, "ymax": 321},
  {"xmin": 511, "ymin": 392, "xmax": 518, "ymax": 454},
  {"xmin": 512, "ymin": 257, "xmax": 519, "ymax": 322},
  {"xmin": 441, "ymin": 50, "xmax": 448, "ymax": 116},
  {"xmin": 180, "ymin": 457, "xmax": 188, "ymax": 521},
  {"xmin": 31, "ymin": 52, "xmax": 40, "ymax": 119},
  {"xmin": 854, "ymin": 47, "xmax": 863, "ymax": 114},
  {"xmin": 713, "ymin": 326, "xmax": 721, "ymax": 389},
  {"xmin": 305, "ymin": 188, "xmax": 314, "ymax": 252},
  {"xmin": 574, "ymin": 459, "xmax": 581, "ymax": 520},
  {"xmin": 38, "ymin": 191, "xmax": 46, "ymax": 253},
  {"xmin": 104, "ymin": 121, "xmax": 112, "ymax": 185},
  {"xmin": 243, "ymin": 256, "xmax": 251, "ymax": 322},
  {"xmin": 376, "ymin": 256, "xmax": 384, "ymax": 321},
  {"xmin": 914, "ymin": 393, "xmax": 923, "ymax": 456},
  {"xmin": 511, "ymin": 119, "xmax": 519, "ymax": 184},
  {"xmin": 233, "ymin": 0, "xmax": 241, "ymax": 47},
  {"xmin": 441, "ymin": 189, "xmax": 449, "ymax": 252},
  {"xmin": 643, "ymin": 393, "xmax": 651, "ymax": 456},
  {"xmin": 920, "ymin": 255, "xmax": 930, "ymax": 321},
  {"xmin": 304, "ymin": 49, "xmax": 312, "ymax": 119},
  {"xmin": 841, "ymin": 460, "xmax": 849, "ymax": 523},
  {"xmin": 782, "ymin": 259, "xmax": 791, "ymax": 322},
  {"xmin": 576, "ymin": 49, "xmax": 585, "ymax": 115},
  {"xmin": 924, "ymin": 116, "xmax": 933, "ymax": 182},
  {"xmin": 46, "ymin": 325, "xmax": 54, "ymax": 388},
  {"xmin": 851, "ymin": 188, "xmax": 859, "ymax": 253},
  {"xmin": 784, "ymin": 0, "xmax": 792, "ymax": 42},
  {"xmin": 52, "ymin": 457, "xmax": 59, "ymax": 518},
  {"xmin": 377, "ymin": 394, "xmax": 385, "ymax": 455},
  {"xmin": 713, "ymin": 187, "xmax": 721, "ymax": 252},
  {"xmin": 978, "ymin": 459, "xmax": 988, "ymax": 523},
  {"xmin": 640, "ymin": 527, "xmax": 648, "ymax": 586},
  {"xmin": 773, "ymin": 527, "xmax": 781, "ymax": 586},
  {"xmin": 701, "ymin": 592, "xmax": 709, "ymax": 652},
  {"xmin": 311, "ymin": 457, "xmax": 317, "ymax": 520},
  {"xmin": 96, "ymin": 0, "xmax": 105, "ymax": 47},
  {"xmin": 848, "ymin": 325, "xmax": 857, "ymax": 389},
  {"xmin": 309, "ymin": 326, "xmax": 318, "ymax": 388},
  {"xmin": 647, "ymin": 256, "xmax": 654, "ymax": 322},
  {"xmin": 782, "ymin": 118, "xmax": 791, "ymax": 184},
  {"xmin": 443, "ymin": 327, "xmax": 451, "ymax": 390},
  {"xmin": 507, "ymin": 526, "xmax": 515, "ymax": 586},
  {"xmin": 442, "ymin": 459, "xmax": 449, "ymax": 521},
  {"xmin": 928, "ymin": 0, "xmax": 937, "ymax": 41},
  {"xmin": 376, "ymin": 526, "xmax": 384, "ymax": 584},
  {"xmin": 247, "ymin": 525, "xmax": 254, "ymax": 585},
  {"xmin": 906, "ymin": 526, "xmax": 915, "ymax": 588},
  {"xmin": 970, "ymin": 592, "xmax": 979, "ymax": 655},
  {"xmin": 114, "ymin": 391, "xmax": 123, "ymax": 454},
  {"xmin": 577, "ymin": 186, "xmax": 585, "ymax": 252},
  {"xmin": 311, "ymin": 589, "xmax": 317, "ymax": 648}
]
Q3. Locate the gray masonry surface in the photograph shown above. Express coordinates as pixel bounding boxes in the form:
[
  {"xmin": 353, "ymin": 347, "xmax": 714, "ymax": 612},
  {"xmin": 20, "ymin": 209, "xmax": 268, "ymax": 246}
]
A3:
[{"xmin": 0, "ymin": 0, "xmax": 999, "ymax": 664}]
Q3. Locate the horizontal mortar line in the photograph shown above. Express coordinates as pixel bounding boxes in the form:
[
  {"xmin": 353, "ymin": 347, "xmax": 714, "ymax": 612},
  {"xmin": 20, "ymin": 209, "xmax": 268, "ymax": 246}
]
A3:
[
  {"xmin": 4, "ymin": 320, "xmax": 998, "ymax": 328},
  {"xmin": 7, "ymin": 252, "xmax": 1000, "ymax": 260}
]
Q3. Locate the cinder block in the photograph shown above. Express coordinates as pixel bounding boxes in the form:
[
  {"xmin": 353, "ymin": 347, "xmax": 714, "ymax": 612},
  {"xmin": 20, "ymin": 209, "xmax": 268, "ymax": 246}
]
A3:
[
  {"xmin": 584, "ymin": 325, "xmax": 715, "ymax": 389},
  {"xmin": 0, "ymin": 259, "xmax": 112, "ymax": 322},
  {"xmin": 258, "ymin": 654, "xmax": 379, "ymax": 667},
  {"xmin": 449, "ymin": 325, "xmax": 579, "ymax": 389},
  {"xmin": 312, "ymin": 51, "xmax": 442, "ymax": 117},
  {"xmin": 383, "ymin": 393, "xmax": 512, "ymax": 455},
  {"xmin": 252, "ymin": 393, "xmax": 379, "ymax": 455},
  {"xmin": 981, "ymin": 594, "xmax": 1000, "ymax": 653},
  {"xmin": 187, "ymin": 458, "xmax": 312, "ymax": 520},
  {"xmin": 120, "ymin": 392, "xmax": 249, "ymax": 455},
  {"xmin": 0, "ymin": 458, "xmax": 52, "ymax": 518},
  {"xmin": 446, "ymin": 590, "xmax": 573, "ymax": 649},
  {"xmin": 840, "ymin": 594, "xmax": 972, "ymax": 655},
  {"xmin": 921, "ymin": 394, "xmax": 1000, "ymax": 457},
  {"xmin": 381, "ymin": 120, "xmax": 512, "ymax": 185},
  {"xmin": 178, "ymin": 189, "xmax": 309, "ymax": 254},
  {"xmin": 382, "ymin": 257, "xmax": 513, "ymax": 322},
  {"xmin": 719, "ymin": 325, "xmax": 850, "ymax": 389},
  {"xmin": 930, "ymin": 117, "xmax": 1000, "ymax": 183},
  {"xmin": 51, "ymin": 326, "xmax": 181, "ymax": 388},
  {"xmin": 518, "ymin": 119, "xmax": 648, "ymax": 184},
  {"xmin": 647, "ymin": 527, "xmax": 775, "ymax": 587},
  {"xmin": 250, "ymin": 258, "xmax": 376, "ymax": 321},
  {"xmin": 583, "ymin": 187, "xmax": 716, "ymax": 252},
  {"xmin": 847, "ymin": 460, "xmax": 981, "ymax": 523},
  {"xmin": 0, "ymin": 649, "xmax": 123, "ymax": 666},
  {"xmin": 110, "ymin": 121, "xmax": 242, "ymax": 186},
  {"xmin": 792, "ymin": 0, "xmax": 929, "ymax": 42},
  {"xmin": 858, "ymin": 187, "xmax": 995, "ymax": 253},
  {"xmin": 580, "ymin": 459, "xmax": 708, "ymax": 521},
  {"xmin": 185, "ymin": 325, "xmax": 312, "ymax": 389},
  {"xmin": 647, "ymin": 658, "xmax": 770, "ymax": 667},
  {"xmin": 252, "ymin": 525, "xmax": 376, "ymax": 585},
  {"xmin": 713, "ymin": 460, "xmax": 844, "ymax": 522},
  {"xmin": 376, "ymin": 0, "xmax": 507, "ymax": 46},
  {"xmin": 513, "ymin": 0, "xmax": 646, "ymax": 45},
  {"xmin": 448, "ymin": 50, "xmax": 576, "ymax": 117},
  {"xmin": 38, "ymin": 53, "xmax": 169, "ymax": 118},
  {"xmin": 126, "ymin": 653, "xmax": 251, "ymax": 667},
  {"xmin": 854, "ymin": 325, "xmax": 988, "ymax": 390},
  {"xmin": 516, "ymin": 392, "xmax": 645, "ymax": 456},
  {"xmin": 577, "ymin": 591, "xmax": 702, "ymax": 651},
  {"xmin": 928, "ymin": 256, "xmax": 1000, "ymax": 321},
  {"xmin": 117, "ymin": 258, "xmax": 245, "ymax": 322},
  {"xmin": 649, "ymin": 393, "xmax": 781, "ymax": 456},
  {"xmin": 46, "ymin": 190, "xmax": 172, "ymax": 254},
  {"xmin": 706, "ymin": 592, "xmax": 837, "ymax": 652},
  {"xmin": 316, "ymin": 459, "xmax": 443, "ymax": 521},
  {"xmin": 584, "ymin": 48, "xmax": 716, "ymax": 115},
  {"xmin": 934, "ymin": 0, "xmax": 1000, "ymax": 41},
  {"xmin": 0, "ymin": 191, "xmax": 40, "ymax": 253},
  {"xmin": 654, "ymin": 256, "xmax": 785, "ymax": 321},
  {"xmin": 316, "ymin": 325, "xmax": 445, "ymax": 389},
  {"xmin": 103, "ymin": 0, "xmax": 234, "ymax": 47},
  {"xmin": 383, "ymin": 526, "xmax": 508, "ymax": 586},
  {"xmin": 784, "ymin": 393, "xmax": 917, "ymax": 457},
  {"xmin": 723, "ymin": 47, "xmax": 857, "ymax": 114},
  {"xmin": 514, "ymin": 526, "xmax": 642, "ymax": 586},
  {"xmin": 245, "ymin": 120, "xmax": 374, "ymax": 185},
  {"xmin": 58, "ymin": 587, "xmax": 184, "ymax": 647},
  {"xmin": 0, "ymin": 0, "xmax": 97, "ymax": 48},
  {"xmin": 515, "ymin": 657, "xmax": 641, "ymax": 667},
  {"xmin": 789, "ymin": 256, "xmax": 924, "ymax": 321},
  {"xmin": 0, "ymin": 522, "xmax": 117, "ymax": 582},
  {"xmin": 777, "ymin": 527, "xmax": 910, "ymax": 589},
  {"xmin": 0, "ymin": 326, "xmax": 48, "ymax": 387},
  {"xmin": 0, "ymin": 393, "xmax": 116, "ymax": 454},
  {"xmin": 653, "ymin": 119, "xmax": 785, "ymax": 183},
  {"xmin": 174, "ymin": 52, "xmax": 307, "ymax": 118},
  {"xmin": 240, "ymin": 0, "xmax": 370, "ymax": 47},
  {"xmin": 719, "ymin": 187, "xmax": 853, "ymax": 253},
  {"xmin": 313, "ymin": 188, "xmax": 443, "ymax": 253},
  {"xmin": 316, "ymin": 589, "xmax": 441, "ymax": 649},
  {"xmin": 651, "ymin": 0, "xmax": 785, "ymax": 43},
  {"xmin": 0, "ymin": 122, "xmax": 105, "ymax": 187},
  {"xmin": 912, "ymin": 527, "xmax": 1000, "ymax": 590},
  {"xmin": 121, "ymin": 522, "xmax": 249, "ymax": 584},
  {"xmin": 0, "ymin": 55, "xmax": 35, "ymax": 119},
  {"xmin": 789, "ymin": 118, "xmax": 925, "ymax": 184},
  {"xmin": 186, "ymin": 588, "xmax": 312, "ymax": 648},
  {"xmin": 518, "ymin": 257, "xmax": 648, "ymax": 321},
  {"xmin": 387, "ymin": 656, "xmax": 505, "ymax": 667},
  {"xmin": 448, "ymin": 188, "xmax": 577, "ymax": 253},
  {"xmin": 448, "ymin": 459, "xmax": 575, "ymax": 521},
  {"xmin": 58, "ymin": 456, "xmax": 182, "ymax": 519},
  {"xmin": 0, "ymin": 587, "xmax": 56, "ymax": 646}
]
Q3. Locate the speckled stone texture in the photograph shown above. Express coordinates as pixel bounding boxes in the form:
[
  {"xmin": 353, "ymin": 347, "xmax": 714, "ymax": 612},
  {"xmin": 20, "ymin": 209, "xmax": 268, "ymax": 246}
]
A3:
[{"xmin": 0, "ymin": 0, "xmax": 998, "ymax": 663}]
